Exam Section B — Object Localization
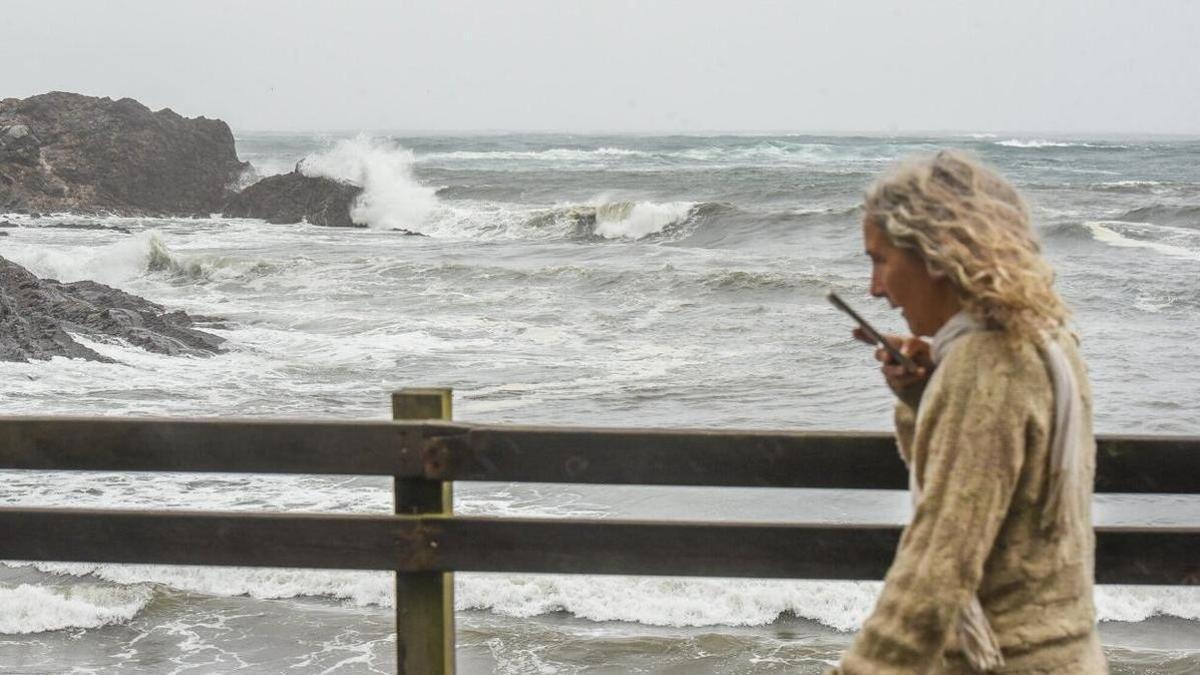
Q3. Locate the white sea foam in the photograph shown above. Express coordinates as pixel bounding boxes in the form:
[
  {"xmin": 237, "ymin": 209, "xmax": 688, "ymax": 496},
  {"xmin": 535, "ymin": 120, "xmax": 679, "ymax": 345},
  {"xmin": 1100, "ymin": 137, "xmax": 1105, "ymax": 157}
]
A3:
[
  {"xmin": 994, "ymin": 139, "xmax": 1115, "ymax": 149},
  {"xmin": 0, "ymin": 583, "xmax": 153, "ymax": 634},
  {"xmin": 1098, "ymin": 180, "xmax": 1164, "ymax": 188},
  {"xmin": 415, "ymin": 143, "xmax": 892, "ymax": 168},
  {"xmin": 301, "ymin": 135, "xmax": 439, "ymax": 230},
  {"xmin": 1084, "ymin": 221, "xmax": 1200, "ymax": 261},
  {"xmin": 1098, "ymin": 586, "xmax": 1200, "ymax": 623},
  {"xmin": 673, "ymin": 144, "xmax": 889, "ymax": 166},
  {"xmin": 419, "ymin": 147, "xmax": 648, "ymax": 163},
  {"xmin": 593, "ymin": 201, "xmax": 695, "ymax": 239},
  {"xmin": 460, "ymin": 574, "xmax": 1200, "ymax": 630}
]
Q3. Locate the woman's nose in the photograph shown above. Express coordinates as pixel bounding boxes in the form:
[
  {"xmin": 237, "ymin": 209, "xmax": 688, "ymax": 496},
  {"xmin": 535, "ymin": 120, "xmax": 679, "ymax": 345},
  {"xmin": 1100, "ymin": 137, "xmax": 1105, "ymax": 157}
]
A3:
[{"xmin": 869, "ymin": 270, "xmax": 886, "ymax": 298}]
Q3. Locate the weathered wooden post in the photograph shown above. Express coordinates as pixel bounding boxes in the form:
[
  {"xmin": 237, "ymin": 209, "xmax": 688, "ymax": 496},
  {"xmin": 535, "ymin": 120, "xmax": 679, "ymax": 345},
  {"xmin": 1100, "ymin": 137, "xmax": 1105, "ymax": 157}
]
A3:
[{"xmin": 392, "ymin": 387, "xmax": 454, "ymax": 674}]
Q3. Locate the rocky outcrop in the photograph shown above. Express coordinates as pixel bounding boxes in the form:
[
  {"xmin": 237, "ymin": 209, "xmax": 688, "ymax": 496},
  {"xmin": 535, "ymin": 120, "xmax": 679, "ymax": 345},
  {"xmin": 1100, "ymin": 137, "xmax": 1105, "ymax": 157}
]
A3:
[
  {"xmin": 0, "ymin": 92, "xmax": 248, "ymax": 215},
  {"xmin": 0, "ymin": 256, "xmax": 225, "ymax": 363},
  {"xmin": 222, "ymin": 170, "xmax": 363, "ymax": 227}
]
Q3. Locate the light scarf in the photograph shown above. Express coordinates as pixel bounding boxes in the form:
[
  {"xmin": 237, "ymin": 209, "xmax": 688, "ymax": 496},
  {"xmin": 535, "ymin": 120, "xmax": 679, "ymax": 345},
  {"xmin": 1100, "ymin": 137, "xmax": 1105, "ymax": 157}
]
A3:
[{"xmin": 915, "ymin": 311, "xmax": 1084, "ymax": 672}]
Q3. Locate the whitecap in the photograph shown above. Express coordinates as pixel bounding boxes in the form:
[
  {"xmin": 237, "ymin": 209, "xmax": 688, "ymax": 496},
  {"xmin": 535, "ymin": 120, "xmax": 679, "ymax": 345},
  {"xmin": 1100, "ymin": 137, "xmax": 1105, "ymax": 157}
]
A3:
[
  {"xmin": 0, "ymin": 583, "xmax": 153, "ymax": 634},
  {"xmin": 593, "ymin": 201, "xmax": 695, "ymax": 239},
  {"xmin": 2, "ymin": 230, "xmax": 167, "ymax": 286},
  {"xmin": 418, "ymin": 147, "xmax": 648, "ymax": 163},
  {"xmin": 994, "ymin": 139, "xmax": 1120, "ymax": 149},
  {"xmin": 1084, "ymin": 221, "xmax": 1200, "ymax": 261}
]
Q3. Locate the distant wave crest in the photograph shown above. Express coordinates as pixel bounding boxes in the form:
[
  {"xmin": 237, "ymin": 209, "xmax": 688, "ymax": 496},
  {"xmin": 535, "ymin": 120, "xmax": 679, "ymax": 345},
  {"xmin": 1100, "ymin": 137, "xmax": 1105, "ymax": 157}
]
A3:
[
  {"xmin": 1083, "ymin": 221, "xmax": 1200, "ymax": 261},
  {"xmin": 1114, "ymin": 204, "xmax": 1200, "ymax": 228},
  {"xmin": 419, "ymin": 147, "xmax": 649, "ymax": 163},
  {"xmin": 994, "ymin": 139, "xmax": 1121, "ymax": 149},
  {"xmin": 415, "ymin": 142, "xmax": 894, "ymax": 168},
  {"xmin": 522, "ymin": 200, "xmax": 730, "ymax": 241}
]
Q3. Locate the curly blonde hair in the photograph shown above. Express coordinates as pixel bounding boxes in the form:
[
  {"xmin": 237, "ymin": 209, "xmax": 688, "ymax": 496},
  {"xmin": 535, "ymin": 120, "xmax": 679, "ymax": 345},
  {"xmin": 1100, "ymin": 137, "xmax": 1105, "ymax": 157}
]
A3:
[{"xmin": 864, "ymin": 150, "xmax": 1068, "ymax": 343}]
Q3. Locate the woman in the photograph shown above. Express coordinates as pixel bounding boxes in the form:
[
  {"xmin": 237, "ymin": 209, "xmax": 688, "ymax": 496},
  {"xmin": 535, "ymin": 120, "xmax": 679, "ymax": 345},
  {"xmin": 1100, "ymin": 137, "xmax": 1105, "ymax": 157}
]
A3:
[{"xmin": 832, "ymin": 151, "xmax": 1107, "ymax": 673}]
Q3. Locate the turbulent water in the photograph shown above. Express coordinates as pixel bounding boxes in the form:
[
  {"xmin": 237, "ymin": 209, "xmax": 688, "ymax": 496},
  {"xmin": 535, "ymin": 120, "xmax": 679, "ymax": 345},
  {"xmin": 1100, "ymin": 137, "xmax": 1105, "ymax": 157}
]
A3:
[{"xmin": 2, "ymin": 133, "xmax": 1199, "ymax": 673}]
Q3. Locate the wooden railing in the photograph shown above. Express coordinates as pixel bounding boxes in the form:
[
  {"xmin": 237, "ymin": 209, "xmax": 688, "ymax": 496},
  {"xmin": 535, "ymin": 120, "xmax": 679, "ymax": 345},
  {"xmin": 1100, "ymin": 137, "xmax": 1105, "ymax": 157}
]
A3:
[{"xmin": 1, "ymin": 388, "xmax": 1197, "ymax": 673}]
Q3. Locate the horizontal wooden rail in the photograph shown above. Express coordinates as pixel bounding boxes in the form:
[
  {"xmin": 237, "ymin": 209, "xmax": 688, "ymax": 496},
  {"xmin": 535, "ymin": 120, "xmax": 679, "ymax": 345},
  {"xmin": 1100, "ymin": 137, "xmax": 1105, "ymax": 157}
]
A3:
[
  {"xmin": 1, "ymin": 417, "xmax": 1197, "ymax": 492},
  {"xmin": 0, "ymin": 417, "xmax": 455, "ymax": 476},
  {"xmin": 429, "ymin": 427, "xmax": 908, "ymax": 489},
  {"xmin": 424, "ymin": 426, "xmax": 1200, "ymax": 493},
  {"xmin": 0, "ymin": 507, "xmax": 412, "ymax": 569},
  {"xmin": 1, "ymin": 508, "xmax": 1196, "ymax": 585}
]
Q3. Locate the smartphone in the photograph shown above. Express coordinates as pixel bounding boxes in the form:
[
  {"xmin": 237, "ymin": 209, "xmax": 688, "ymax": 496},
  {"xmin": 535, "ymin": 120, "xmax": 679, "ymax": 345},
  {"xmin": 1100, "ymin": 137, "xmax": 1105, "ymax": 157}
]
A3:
[{"xmin": 826, "ymin": 291, "xmax": 918, "ymax": 374}]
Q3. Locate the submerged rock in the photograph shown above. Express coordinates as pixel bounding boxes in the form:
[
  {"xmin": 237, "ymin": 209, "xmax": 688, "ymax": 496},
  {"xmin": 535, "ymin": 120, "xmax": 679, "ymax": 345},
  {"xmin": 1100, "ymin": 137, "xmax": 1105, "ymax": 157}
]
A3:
[
  {"xmin": 0, "ymin": 256, "xmax": 225, "ymax": 363},
  {"xmin": 0, "ymin": 91, "xmax": 248, "ymax": 215},
  {"xmin": 40, "ymin": 222, "xmax": 133, "ymax": 234},
  {"xmin": 222, "ymin": 170, "xmax": 364, "ymax": 227}
]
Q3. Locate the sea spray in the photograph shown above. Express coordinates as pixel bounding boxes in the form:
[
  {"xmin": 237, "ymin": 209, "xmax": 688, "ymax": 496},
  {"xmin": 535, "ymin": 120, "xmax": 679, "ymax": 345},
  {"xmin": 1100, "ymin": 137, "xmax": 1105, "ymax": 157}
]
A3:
[{"xmin": 300, "ymin": 136, "xmax": 438, "ymax": 231}]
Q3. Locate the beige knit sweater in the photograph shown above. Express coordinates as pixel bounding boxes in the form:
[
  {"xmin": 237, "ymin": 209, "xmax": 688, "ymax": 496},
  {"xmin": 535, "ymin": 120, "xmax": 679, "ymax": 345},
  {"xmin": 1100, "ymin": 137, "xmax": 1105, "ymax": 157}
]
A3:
[{"xmin": 832, "ymin": 331, "xmax": 1107, "ymax": 674}]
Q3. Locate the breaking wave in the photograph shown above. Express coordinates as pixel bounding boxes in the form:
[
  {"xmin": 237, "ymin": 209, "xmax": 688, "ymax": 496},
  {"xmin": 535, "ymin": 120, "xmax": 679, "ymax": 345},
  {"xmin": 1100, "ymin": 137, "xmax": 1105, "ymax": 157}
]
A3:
[
  {"xmin": 0, "ymin": 583, "xmax": 154, "ymax": 634},
  {"xmin": 1, "ymin": 229, "xmax": 279, "ymax": 286},
  {"xmin": 458, "ymin": 576, "xmax": 1200, "ymax": 630},
  {"xmin": 1113, "ymin": 204, "xmax": 1200, "ymax": 228},
  {"xmin": 521, "ymin": 201, "xmax": 730, "ymax": 241},
  {"xmin": 5, "ymin": 567, "xmax": 1195, "ymax": 635},
  {"xmin": 1083, "ymin": 221, "xmax": 1200, "ymax": 261},
  {"xmin": 1, "ymin": 230, "xmax": 176, "ymax": 286}
]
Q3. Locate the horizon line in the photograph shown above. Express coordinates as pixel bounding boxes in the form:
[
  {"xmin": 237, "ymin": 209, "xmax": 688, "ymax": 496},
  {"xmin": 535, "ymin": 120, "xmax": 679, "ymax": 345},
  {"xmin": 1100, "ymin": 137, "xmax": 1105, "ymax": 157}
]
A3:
[{"xmin": 231, "ymin": 127, "xmax": 1200, "ymax": 140}]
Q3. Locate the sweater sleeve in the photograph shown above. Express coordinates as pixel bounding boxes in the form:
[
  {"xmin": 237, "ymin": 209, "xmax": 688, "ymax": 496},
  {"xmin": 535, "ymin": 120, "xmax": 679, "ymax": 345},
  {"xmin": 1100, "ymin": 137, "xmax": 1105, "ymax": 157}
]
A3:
[
  {"xmin": 833, "ymin": 338, "xmax": 1029, "ymax": 674},
  {"xmin": 892, "ymin": 374, "xmax": 927, "ymax": 465},
  {"xmin": 894, "ymin": 400, "xmax": 918, "ymax": 466}
]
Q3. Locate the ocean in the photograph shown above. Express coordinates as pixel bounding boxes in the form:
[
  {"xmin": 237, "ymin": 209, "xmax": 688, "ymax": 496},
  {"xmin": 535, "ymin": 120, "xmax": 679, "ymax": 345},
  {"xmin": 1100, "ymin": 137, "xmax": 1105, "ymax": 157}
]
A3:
[{"xmin": 1, "ymin": 133, "xmax": 1198, "ymax": 673}]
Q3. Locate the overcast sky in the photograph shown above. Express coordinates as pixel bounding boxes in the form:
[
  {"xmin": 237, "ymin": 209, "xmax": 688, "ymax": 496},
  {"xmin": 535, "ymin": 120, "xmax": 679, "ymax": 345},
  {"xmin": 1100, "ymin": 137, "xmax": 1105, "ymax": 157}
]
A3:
[{"xmin": 4, "ymin": 0, "xmax": 1198, "ymax": 134}]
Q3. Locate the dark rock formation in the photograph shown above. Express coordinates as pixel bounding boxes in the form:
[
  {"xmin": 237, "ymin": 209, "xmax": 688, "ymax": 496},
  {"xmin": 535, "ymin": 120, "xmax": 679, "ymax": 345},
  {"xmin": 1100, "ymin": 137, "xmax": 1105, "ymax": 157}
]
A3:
[
  {"xmin": 222, "ymin": 170, "xmax": 363, "ymax": 227},
  {"xmin": 0, "ymin": 92, "xmax": 248, "ymax": 215},
  {"xmin": 0, "ymin": 256, "xmax": 224, "ymax": 363}
]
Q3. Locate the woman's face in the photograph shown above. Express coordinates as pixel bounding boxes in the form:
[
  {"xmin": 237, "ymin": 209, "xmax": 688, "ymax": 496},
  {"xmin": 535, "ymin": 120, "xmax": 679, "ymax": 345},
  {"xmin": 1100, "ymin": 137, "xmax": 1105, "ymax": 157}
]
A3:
[{"xmin": 862, "ymin": 218, "xmax": 958, "ymax": 337}]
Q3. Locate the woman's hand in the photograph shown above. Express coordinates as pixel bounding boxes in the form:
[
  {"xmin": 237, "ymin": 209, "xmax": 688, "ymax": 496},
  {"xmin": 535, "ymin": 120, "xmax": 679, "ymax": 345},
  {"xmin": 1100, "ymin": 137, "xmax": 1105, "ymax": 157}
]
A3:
[{"xmin": 853, "ymin": 329, "xmax": 934, "ymax": 396}]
